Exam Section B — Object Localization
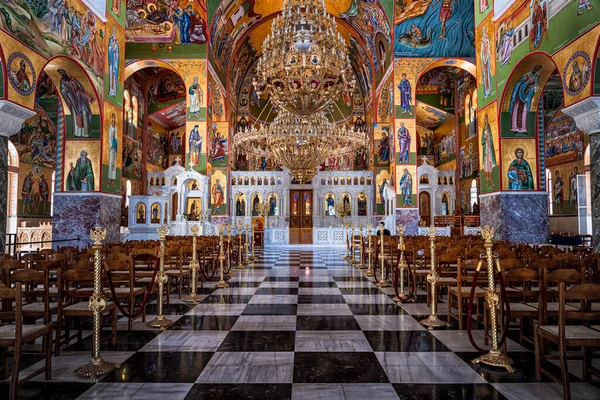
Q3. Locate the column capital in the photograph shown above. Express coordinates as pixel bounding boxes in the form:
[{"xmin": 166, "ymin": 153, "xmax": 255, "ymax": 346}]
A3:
[
  {"xmin": 562, "ymin": 96, "xmax": 600, "ymax": 135},
  {"xmin": 0, "ymin": 100, "xmax": 36, "ymax": 137}
]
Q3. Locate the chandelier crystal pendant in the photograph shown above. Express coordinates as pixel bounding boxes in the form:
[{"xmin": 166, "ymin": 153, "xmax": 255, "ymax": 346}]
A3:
[
  {"xmin": 253, "ymin": 0, "xmax": 355, "ymax": 117},
  {"xmin": 233, "ymin": 111, "xmax": 367, "ymax": 184}
]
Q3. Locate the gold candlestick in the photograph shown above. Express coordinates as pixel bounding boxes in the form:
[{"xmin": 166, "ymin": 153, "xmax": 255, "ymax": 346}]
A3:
[
  {"xmin": 343, "ymin": 223, "xmax": 351, "ymax": 261},
  {"xmin": 356, "ymin": 224, "xmax": 366, "ymax": 269},
  {"xmin": 215, "ymin": 225, "xmax": 229, "ymax": 288},
  {"xmin": 472, "ymin": 226, "xmax": 515, "ymax": 372},
  {"xmin": 74, "ymin": 227, "xmax": 120, "ymax": 381},
  {"xmin": 393, "ymin": 224, "xmax": 412, "ymax": 302},
  {"xmin": 235, "ymin": 221, "xmax": 245, "ymax": 269},
  {"xmin": 376, "ymin": 223, "xmax": 392, "ymax": 287},
  {"xmin": 420, "ymin": 225, "xmax": 448, "ymax": 329},
  {"xmin": 147, "ymin": 225, "xmax": 173, "ymax": 329},
  {"xmin": 365, "ymin": 224, "xmax": 374, "ymax": 277},
  {"xmin": 183, "ymin": 224, "xmax": 202, "ymax": 303}
]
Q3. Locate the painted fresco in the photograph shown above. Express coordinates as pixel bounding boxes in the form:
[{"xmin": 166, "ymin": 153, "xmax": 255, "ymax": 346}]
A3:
[
  {"xmin": 149, "ymin": 102, "xmax": 186, "ymax": 129},
  {"xmin": 125, "ymin": 0, "xmax": 208, "ymax": 58},
  {"xmin": 64, "ymin": 140, "xmax": 101, "ymax": 191},
  {"xmin": 124, "ymin": 76, "xmax": 144, "ymax": 139},
  {"xmin": 396, "ymin": 166, "xmax": 417, "ymax": 207},
  {"xmin": 375, "ymin": 168, "xmax": 391, "ymax": 214},
  {"xmin": 549, "ymin": 160, "xmax": 584, "ymax": 215},
  {"xmin": 417, "ymin": 125, "xmax": 434, "ymax": 156},
  {"xmin": 122, "ymin": 135, "xmax": 143, "ymax": 180},
  {"xmin": 394, "ymin": 59, "xmax": 436, "ymax": 118},
  {"xmin": 185, "ymin": 121, "xmax": 206, "ymax": 174},
  {"xmin": 416, "ymin": 68, "xmax": 455, "ymax": 113},
  {"xmin": 147, "ymin": 122, "xmax": 168, "ymax": 169},
  {"xmin": 168, "ymin": 126, "xmax": 185, "ymax": 166},
  {"xmin": 394, "ymin": 0, "xmax": 475, "ymax": 58},
  {"xmin": 475, "ymin": 0, "xmax": 492, "ymax": 25},
  {"xmin": 377, "ymin": 75, "xmax": 394, "ymax": 123},
  {"xmin": 476, "ymin": 14, "xmax": 496, "ymax": 109},
  {"xmin": 147, "ymin": 72, "xmax": 186, "ymax": 114},
  {"xmin": 479, "ymin": 103, "xmax": 500, "ymax": 193},
  {"xmin": 501, "ymin": 139, "xmax": 537, "ymax": 191},
  {"xmin": 210, "ymin": 76, "xmax": 225, "ymax": 121},
  {"xmin": 209, "ymin": 121, "xmax": 228, "ymax": 168},
  {"xmin": 104, "ymin": 15, "xmax": 125, "ymax": 109},
  {"xmin": 395, "ymin": 118, "xmax": 417, "ymax": 165},
  {"xmin": 374, "ymin": 123, "xmax": 392, "ymax": 167},
  {"xmin": 500, "ymin": 56, "xmax": 556, "ymax": 138},
  {"xmin": 434, "ymin": 119, "xmax": 457, "ymax": 166},
  {"xmin": 415, "ymin": 102, "xmax": 452, "ymax": 129},
  {"xmin": 102, "ymin": 102, "xmax": 123, "ymax": 193},
  {"xmin": 545, "ymin": 111, "xmax": 585, "ymax": 166},
  {"xmin": 459, "ymin": 141, "xmax": 479, "ymax": 180},
  {"xmin": 210, "ymin": 169, "xmax": 227, "ymax": 215},
  {"xmin": 16, "ymin": 162, "xmax": 54, "ymax": 218},
  {"xmin": 109, "ymin": 0, "xmax": 125, "ymax": 26},
  {"xmin": 0, "ymin": 0, "xmax": 105, "ymax": 85}
]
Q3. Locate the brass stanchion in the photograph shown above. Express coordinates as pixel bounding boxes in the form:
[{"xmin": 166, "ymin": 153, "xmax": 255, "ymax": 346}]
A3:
[
  {"xmin": 146, "ymin": 225, "xmax": 172, "ymax": 329},
  {"xmin": 376, "ymin": 223, "xmax": 392, "ymax": 287},
  {"xmin": 74, "ymin": 227, "xmax": 120, "ymax": 381},
  {"xmin": 235, "ymin": 221, "xmax": 245, "ymax": 269},
  {"xmin": 243, "ymin": 223, "xmax": 251, "ymax": 265},
  {"xmin": 215, "ymin": 224, "xmax": 229, "ymax": 288},
  {"xmin": 420, "ymin": 225, "xmax": 448, "ymax": 329},
  {"xmin": 392, "ymin": 224, "xmax": 412, "ymax": 302},
  {"xmin": 247, "ymin": 221, "xmax": 255, "ymax": 262},
  {"xmin": 472, "ymin": 226, "xmax": 515, "ymax": 372},
  {"xmin": 225, "ymin": 225, "xmax": 234, "ymax": 277},
  {"xmin": 349, "ymin": 225, "xmax": 358, "ymax": 265},
  {"xmin": 183, "ymin": 225, "xmax": 202, "ymax": 303},
  {"xmin": 365, "ymin": 224, "xmax": 374, "ymax": 277},
  {"xmin": 356, "ymin": 224, "xmax": 366, "ymax": 269},
  {"xmin": 343, "ymin": 223, "xmax": 351, "ymax": 261}
]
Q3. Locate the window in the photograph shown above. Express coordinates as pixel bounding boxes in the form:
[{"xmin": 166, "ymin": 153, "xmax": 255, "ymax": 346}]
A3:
[
  {"xmin": 470, "ymin": 179, "xmax": 478, "ymax": 209},
  {"xmin": 50, "ymin": 171, "xmax": 56, "ymax": 216},
  {"xmin": 546, "ymin": 169, "xmax": 553, "ymax": 215},
  {"xmin": 126, "ymin": 180, "xmax": 132, "ymax": 207}
]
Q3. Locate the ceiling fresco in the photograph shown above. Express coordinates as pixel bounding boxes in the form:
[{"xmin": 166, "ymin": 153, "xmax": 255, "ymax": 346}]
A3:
[
  {"xmin": 149, "ymin": 101, "xmax": 187, "ymax": 130},
  {"xmin": 415, "ymin": 101, "xmax": 452, "ymax": 129}
]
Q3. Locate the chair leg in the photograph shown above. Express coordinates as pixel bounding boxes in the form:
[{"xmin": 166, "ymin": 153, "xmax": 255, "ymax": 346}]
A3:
[
  {"xmin": 45, "ymin": 327, "xmax": 53, "ymax": 380},
  {"xmin": 55, "ymin": 312, "xmax": 62, "ymax": 356},
  {"xmin": 112, "ymin": 308, "xmax": 118, "ymax": 345},
  {"xmin": 583, "ymin": 346, "xmax": 591, "ymax": 381},
  {"xmin": 458, "ymin": 296, "xmax": 463, "ymax": 330},
  {"xmin": 559, "ymin": 339, "xmax": 571, "ymax": 400},
  {"xmin": 10, "ymin": 340, "xmax": 22, "ymax": 400},
  {"xmin": 534, "ymin": 327, "xmax": 542, "ymax": 381}
]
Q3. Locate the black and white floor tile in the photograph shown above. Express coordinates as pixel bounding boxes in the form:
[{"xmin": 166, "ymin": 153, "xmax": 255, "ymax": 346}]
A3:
[{"xmin": 3, "ymin": 247, "xmax": 600, "ymax": 399}]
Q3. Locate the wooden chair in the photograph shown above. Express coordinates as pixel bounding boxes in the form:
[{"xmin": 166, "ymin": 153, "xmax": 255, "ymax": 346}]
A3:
[
  {"xmin": 0, "ymin": 283, "xmax": 53, "ymax": 400},
  {"xmin": 104, "ymin": 258, "xmax": 146, "ymax": 330},
  {"xmin": 10, "ymin": 268, "xmax": 58, "ymax": 327},
  {"xmin": 499, "ymin": 267, "xmax": 539, "ymax": 346},
  {"xmin": 55, "ymin": 269, "xmax": 118, "ymax": 355},
  {"xmin": 535, "ymin": 271, "xmax": 600, "ymax": 400},
  {"xmin": 447, "ymin": 257, "xmax": 487, "ymax": 329}
]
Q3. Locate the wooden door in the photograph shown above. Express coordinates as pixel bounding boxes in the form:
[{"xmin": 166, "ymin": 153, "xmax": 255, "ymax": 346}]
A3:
[
  {"xmin": 290, "ymin": 190, "xmax": 313, "ymax": 244},
  {"xmin": 419, "ymin": 191, "xmax": 431, "ymax": 226}
]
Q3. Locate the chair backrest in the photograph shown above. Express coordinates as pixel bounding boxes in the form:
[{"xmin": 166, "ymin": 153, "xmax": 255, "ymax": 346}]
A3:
[
  {"xmin": 0, "ymin": 282, "xmax": 23, "ymax": 332},
  {"xmin": 557, "ymin": 283, "xmax": 600, "ymax": 337},
  {"xmin": 106, "ymin": 252, "xmax": 130, "ymax": 263},
  {"xmin": 59, "ymin": 269, "xmax": 95, "ymax": 301}
]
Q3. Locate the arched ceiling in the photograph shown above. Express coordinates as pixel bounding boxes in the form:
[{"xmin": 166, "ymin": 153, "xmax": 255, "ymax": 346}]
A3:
[{"xmin": 208, "ymin": 0, "xmax": 393, "ymax": 115}]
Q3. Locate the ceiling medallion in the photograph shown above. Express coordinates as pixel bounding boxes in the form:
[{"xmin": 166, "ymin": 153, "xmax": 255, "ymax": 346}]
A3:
[{"xmin": 253, "ymin": 0, "xmax": 355, "ymax": 117}]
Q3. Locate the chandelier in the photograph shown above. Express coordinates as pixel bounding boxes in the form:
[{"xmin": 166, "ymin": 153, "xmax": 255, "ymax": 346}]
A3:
[
  {"xmin": 233, "ymin": 111, "xmax": 366, "ymax": 183},
  {"xmin": 253, "ymin": 0, "xmax": 355, "ymax": 117}
]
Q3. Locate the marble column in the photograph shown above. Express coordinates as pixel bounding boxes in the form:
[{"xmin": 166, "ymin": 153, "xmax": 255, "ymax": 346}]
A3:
[
  {"xmin": 0, "ymin": 101, "xmax": 36, "ymax": 252},
  {"xmin": 480, "ymin": 192, "xmax": 549, "ymax": 243},
  {"xmin": 52, "ymin": 193, "xmax": 122, "ymax": 249},
  {"xmin": 563, "ymin": 97, "xmax": 600, "ymax": 252}
]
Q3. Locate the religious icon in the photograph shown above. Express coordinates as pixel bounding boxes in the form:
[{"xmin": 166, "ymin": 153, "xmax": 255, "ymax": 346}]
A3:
[
  {"xmin": 210, "ymin": 123, "xmax": 227, "ymax": 162},
  {"xmin": 509, "ymin": 65, "xmax": 541, "ymax": 134},
  {"xmin": 107, "ymin": 113, "xmax": 118, "ymax": 189},
  {"xmin": 378, "ymin": 130, "xmax": 390, "ymax": 163},
  {"xmin": 481, "ymin": 114, "xmax": 496, "ymax": 188},
  {"xmin": 111, "ymin": 0, "xmax": 121, "ymax": 16},
  {"xmin": 357, "ymin": 192, "xmax": 367, "ymax": 216},
  {"xmin": 433, "ymin": 0, "xmax": 457, "ymax": 39},
  {"xmin": 480, "ymin": 26, "xmax": 492, "ymax": 99},
  {"xmin": 136, "ymin": 204, "xmax": 146, "ymax": 224},
  {"xmin": 235, "ymin": 194, "xmax": 246, "ymax": 216},
  {"xmin": 108, "ymin": 26, "xmax": 120, "ymax": 97},
  {"xmin": 325, "ymin": 193, "xmax": 335, "ymax": 216},
  {"xmin": 59, "ymin": 69, "xmax": 95, "ymax": 138},
  {"xmin": 188, "ymin": 125, "xmax": 202, "ymax": 166},
  {"xmin": 269, "ymin": 194, "xmax": 278, "ymax": 216},
  {"xmin": 529, "ymin": 0, "xmax": 548, "ymax": 51},
  {"xmin": 150, "ymin": 203, "xmax": 161, "ymax": 224},
  {"xmin": 252, "ymin": 194, "xmax": 260, "ymax": 216},
  {"xmin": 577, "ymin": 0, "xmax": 593, "ymax": 14},
  {"xmin": 66, "ymin": 150, "xmax": 95, "ymax": 191},
  {"xmin": 497, "ymin": 20, "xmax": 515, "ymax": 71},
  {"xmin": 189, "ymin": 77, "xmax": 203, "ymax": 118},
  {"xmin": 397, "ymin": 122, "xmax": 411, "ymax": 163},
  {"xmin": 399, "ymin": 168, "xmax": 413, "ymax": 207},
  {"xmin": 211, "ymin": 178, "xmax": 224, "ymax": 211},
  {"xmin": 397, "ymin": 73, "xmax": 412, "ymax": 115},
  {"xmin": 507, "ymin": 147, "xmax": 534, "ymax": 190}
]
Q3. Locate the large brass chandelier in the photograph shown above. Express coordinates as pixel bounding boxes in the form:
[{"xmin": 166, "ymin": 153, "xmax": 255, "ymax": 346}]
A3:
[
  {"xmin": 252, "ymin": 0, "xmax": 355, "ymax": 116},
  {"xmin": 234, "ymin": 111, "xmax": 366, "ymax": 183}
]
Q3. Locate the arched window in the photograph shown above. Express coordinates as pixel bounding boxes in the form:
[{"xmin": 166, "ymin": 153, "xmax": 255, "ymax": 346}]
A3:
[
  {"xmin": 7, "ymin": 141, "xmax": 19, "ymax": 234},
  {"xmin": 584, "ymin": 144, "xmax": 590, "ymax": 169},
  {"xmin": 126, "ymin": 180, "xmax": 132, "ymax": 207},
  {"xmin": 470, "ymin": 179, "xmax": 478, "ymax": 209},
  {"xmin": 546, "ymin": 169, "xmax": 553, "ymax": 215}
]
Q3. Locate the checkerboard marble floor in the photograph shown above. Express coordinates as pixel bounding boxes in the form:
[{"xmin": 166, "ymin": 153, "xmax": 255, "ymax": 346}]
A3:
[{"xmin": 3, "ymin": 247, "xmax": 600, "ymax": 399}]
